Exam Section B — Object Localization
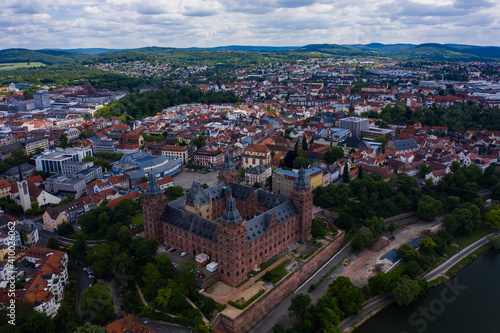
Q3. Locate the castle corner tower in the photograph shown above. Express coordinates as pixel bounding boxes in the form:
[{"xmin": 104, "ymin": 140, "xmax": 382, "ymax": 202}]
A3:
[
  {"xmin": 218, "ymin": 151, "xmax": 238, "ymax": 184},
  {"xmin": 143, "ymin": 172, "xmax": 167, "ymax": 241},
  {"xmin": 289, "ymin": 167, "xmax": 313, "ymax": 242}
]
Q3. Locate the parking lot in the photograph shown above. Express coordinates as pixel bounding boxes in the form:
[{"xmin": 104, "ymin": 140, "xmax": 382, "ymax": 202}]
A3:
[
  {"xmin": 172, "ymin": 168, "xmax": 219, "ymax": 190},
  {"xmin": 157, "ymin": 244, "xmax": 217, "ymax": 280}
]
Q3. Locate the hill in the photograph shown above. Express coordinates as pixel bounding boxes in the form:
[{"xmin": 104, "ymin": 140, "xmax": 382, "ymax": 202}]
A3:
[{"xmin": 0, "ymin": 49, "xmax": 92, "ymax": 65}]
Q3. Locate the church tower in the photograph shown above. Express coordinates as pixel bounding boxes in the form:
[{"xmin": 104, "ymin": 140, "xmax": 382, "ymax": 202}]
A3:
[
  {"xmin": 218, "ymin": 151, "xmax": 238, "ymax": 184},
  {"xmin": 289, "ymin": 167, "xmax": 313, "ymax": 242},
  {"xmin": 143, "ymin": 172, "xmax": 167, "ymax": 241},
  {"xmin": 348, "ymin": 95, "xmax": 355, "ymax": 117},
  {"xmin": 217, "ymin": 195, "xmax": 247, "ymax": 286}
]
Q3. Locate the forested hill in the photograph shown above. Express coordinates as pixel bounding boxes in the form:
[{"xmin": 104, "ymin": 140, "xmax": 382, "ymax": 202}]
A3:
[{"xmin": 2, "ymin": 43, "xmax": 500, "ymax": 65}]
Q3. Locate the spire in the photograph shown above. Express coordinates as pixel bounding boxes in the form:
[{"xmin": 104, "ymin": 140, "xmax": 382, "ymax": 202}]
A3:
[
  {"xmin": 293, "ymin": 167, "xmax": 310, "ymax": 189},
  {"xmin": 18, "ymin": 163, "xmax": 23, "ymax": 182},
  {"xmin": 221, "ymin": 151, "xmax": 235, "ymax": 170},
  {"xmin": 349, "ymin": 95, "xmax": 355, "ymax": 117},
  {"xmin": 145, "ymin": 171, "xmax": 162, "ymax": 196},
  {"xmin": 221, "ymin": 195, "xmax": 242, "ymax": 224}
]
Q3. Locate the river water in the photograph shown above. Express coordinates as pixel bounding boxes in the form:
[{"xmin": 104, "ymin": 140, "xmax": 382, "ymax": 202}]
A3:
[{"xmin": 355, "ymin": 251, "xmax": 500, "ymax": 333}]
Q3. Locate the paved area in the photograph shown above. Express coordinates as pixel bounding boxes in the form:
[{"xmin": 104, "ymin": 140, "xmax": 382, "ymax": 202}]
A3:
[
  {"xmin": 74, "ymin": 262, "xmax": 94, "ymax": 320},
  {"xmin": 173, "ymin": 169, "xmax": 219, "ymax": 190}
]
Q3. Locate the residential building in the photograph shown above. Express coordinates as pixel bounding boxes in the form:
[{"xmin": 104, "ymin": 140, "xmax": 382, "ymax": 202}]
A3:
[
  {"xmin": 272, "ymin": 167, "xmax": 323, "ymax": 196},
  {"xmin": 2, "ymin": 163, "xmax": 36, "ymax": 182},
  {"xmin": 162, "ymin": 145, "xmax": 188, "ymax": 164},
  {"xmin": 385, "ymin": 138, "xmax": 419, "ymax": 156},
  {"xmin": 193, "ymin": 148, "xmax": 224, "ymax": 168},
  {"xmin": 43, "ymin": 206, "xmax": 69, "ymax": 230},
  {"xmin": 92, "ymin": 138, "xmax": 118, "ymax": 153},
  {"xmin": 0, "ymin": 179, "xmax": 11, "ymax": 198},
  {"xmin": 339, "ymin": 117, "xmax": 370, "ymax": 138},
  {"xmin": 242, "ymin": 144, "xmax": 271, "ymax": 169},
  {"xmin": 245, "ymin": 164, "xmax": 272, "ymax": 186},
  {"xmin": 22, "ymin": 137, "xmax": 49, "ymax": 156}
]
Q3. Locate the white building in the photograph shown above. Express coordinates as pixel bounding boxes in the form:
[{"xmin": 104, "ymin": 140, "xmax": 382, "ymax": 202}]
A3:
[{"xmin": 35, "ymin": 148, "xmax": 93, "ymax": 174}]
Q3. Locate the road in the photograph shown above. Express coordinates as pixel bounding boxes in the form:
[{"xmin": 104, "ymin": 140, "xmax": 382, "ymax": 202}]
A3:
[
  {"xmin": 37, "ymin": 224, "xmax": 104, "ymax": 247},
  {"xmin": 338, "ymin": 230, "xmax": 500, "ymax": 332},
  {"xmin": 74, "ymin": 262, "xmax": 94, "ymax": 320},
  {"xmin": 250, "ymin": 242, "xmax": 352, "ymax": 333}
]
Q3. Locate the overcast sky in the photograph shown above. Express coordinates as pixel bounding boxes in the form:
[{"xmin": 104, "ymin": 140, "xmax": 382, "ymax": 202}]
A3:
[{"xmin": 3, "ymin": 0, "xmax": 499, "ymax": 50}]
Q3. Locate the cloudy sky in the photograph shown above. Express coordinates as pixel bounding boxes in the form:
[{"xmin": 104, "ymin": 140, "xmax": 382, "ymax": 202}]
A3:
[{"xmin": 3, "ymin": 0, "xmax": 499, "ymax": 49}]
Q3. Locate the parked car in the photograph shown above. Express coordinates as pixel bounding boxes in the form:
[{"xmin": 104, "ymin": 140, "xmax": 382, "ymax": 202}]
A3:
[
  {"xmin": 88, "ymin": 275, "xmax": 94, "ymax": 279},
  {"xmin": 169, "ymin": 248, "xmax": 176, "ymax": 253},
  {"xmin": 172, "ymin": 263, "xmax": 178, "ymax": 268},
  {"xmin": 180, "ymin": 251, "xmax": 187, "ymax": 257}
]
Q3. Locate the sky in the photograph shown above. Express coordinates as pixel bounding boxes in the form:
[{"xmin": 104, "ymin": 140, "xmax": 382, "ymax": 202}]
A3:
[{"xmin": 2, "ymin": 0, "xmax": 499, "ymax": 50}]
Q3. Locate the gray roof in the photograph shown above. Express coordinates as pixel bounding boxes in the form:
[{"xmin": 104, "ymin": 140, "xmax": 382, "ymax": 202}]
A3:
[
  {"xmin": 162, "ymin": 205, "xmax": 218, "ymax": 242},
  {"xmin": 245, "ymin": 200, "xmax": 299, "ymax": 242},
  {"xmin": 392, "ymin": 138, "xmax": 418, "ymax": 151},
  {"xmin": 246, "ymin": 164, "xmax": 270, "ymax": 175},
  {"xmin": 185, "ymin": 182, "xmax": 210, "ymax": 206}
]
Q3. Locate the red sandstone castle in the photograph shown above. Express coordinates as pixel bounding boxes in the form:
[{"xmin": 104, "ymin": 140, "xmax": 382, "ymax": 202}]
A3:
[{"xmin": 143, "ymin": 152, "xmax": 313, "ymax": 286}]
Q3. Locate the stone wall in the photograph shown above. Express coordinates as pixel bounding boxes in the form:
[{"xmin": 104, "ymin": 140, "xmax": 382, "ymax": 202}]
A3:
[
  {"xmin": 218, "ymin": 233, "xmax": 345, "ymax": 332},
  {"xmin": 384, "ymin": 211, "xmax": 416, "ymax": 223}
]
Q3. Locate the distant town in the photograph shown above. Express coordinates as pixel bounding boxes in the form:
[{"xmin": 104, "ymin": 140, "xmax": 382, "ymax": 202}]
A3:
[{"xmin": 0, "ymin": 53, "xmax": 500, "ymax": 333}]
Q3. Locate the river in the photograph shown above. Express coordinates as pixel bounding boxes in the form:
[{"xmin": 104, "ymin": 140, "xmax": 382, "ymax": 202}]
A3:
[{"xmin": 356, "ymin": 251, "xmax": 500, "ymax": 333}]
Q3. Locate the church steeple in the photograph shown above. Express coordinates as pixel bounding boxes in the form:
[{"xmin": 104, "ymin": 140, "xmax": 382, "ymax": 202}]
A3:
[
  {"xmin": 218, "ymin": 150, "xmax": 238, "ymax": 184},
  {"xmin": 221, "ymin": 195, "xmax": 242, "ymax": 224},
  {"xmin": 348, "ymin": 95, "xmax": 355, "ymax": 117}
]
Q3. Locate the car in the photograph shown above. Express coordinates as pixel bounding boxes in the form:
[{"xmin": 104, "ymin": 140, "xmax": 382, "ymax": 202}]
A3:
[
  {"xmin": 88, "ymin": 275, "xmax": 94, "ymax": 279},
  {"xmin": 169, "ymin": 248, "xmax": 176, "ymax": 253},
  {"xmin": 420, "ymin": 182, "xmax": 426, "ymax": 185},
  {"xmin": 89, "ymin": 283, "xmax": 93, "ymax": 287},
  {"xmin": 83, "ymin": 267, "xmax": 89, "ymax": 271},
  {"xmin": 172, "ymin": 263, "xmax": 178, "ymax": 268},
  {"xmin": 180, "ymin": 251, "xmax": 187, "ymax": 257}
]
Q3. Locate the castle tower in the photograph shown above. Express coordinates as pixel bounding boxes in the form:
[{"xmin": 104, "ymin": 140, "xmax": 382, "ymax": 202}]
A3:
[
  {"xmin": 218, "ymin": 151, "xmax": 238, "ymax": 184},
  {"xmin": 348, "ymin": 95, "xmax": 355, "ymax": 117},
  {"xmin": 289, "ymin": 167, "xmax": 313, "ymax": 242},
  {"xmin": 217, "ymin": 195, "xmax": 247, "ymax": 286},
  {"xmin": 143, "ymin": 172, "xmax": 167, "ymax": 241}
]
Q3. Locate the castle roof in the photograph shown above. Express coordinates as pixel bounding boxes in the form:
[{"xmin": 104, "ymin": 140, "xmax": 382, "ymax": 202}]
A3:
[
  {"xmin": 294, "ymin": 167, "xmax": 310, "ymax": 189},
  {"xmin": 221, "ymin": 195, "xmax": 242, "ymax": 224},
  {"xmin": 221, "ymin": 151, "xmax": 235, "ymax": 170},
  {"xmin": 145, "ymin": 172, "xmax": 162, "ymax": 196}
]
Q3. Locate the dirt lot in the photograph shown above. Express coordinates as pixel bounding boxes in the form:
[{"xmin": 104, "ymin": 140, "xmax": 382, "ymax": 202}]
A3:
[
  {"xmin": 173, "ymin": 169, "xmax": 219, "ymax": 190},
  {"xmin": 335, "ymin": 220, "xmax": 442, "ymax": 287}
]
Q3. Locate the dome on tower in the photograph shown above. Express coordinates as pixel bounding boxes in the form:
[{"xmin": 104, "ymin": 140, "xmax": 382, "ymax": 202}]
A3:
[
  {"xmin": 221, "ymin": 151, "xmax": 235, "ymax": 170},
  {"xmin": 293, "ymin": 167, "xmax": 310, "ymax": 189},
  {"xmin": 221, "ymin": 195, "xmax": 242, "ymax": 224},
  {"xmin": 145, "ymin": 172, "xmax": 162, "ymax": 196}
]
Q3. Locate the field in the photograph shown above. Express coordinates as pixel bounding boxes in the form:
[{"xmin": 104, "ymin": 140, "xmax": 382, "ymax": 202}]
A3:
[{"xmin": 0, "ymin": 62, "xmax": 46, "ymax": 70}]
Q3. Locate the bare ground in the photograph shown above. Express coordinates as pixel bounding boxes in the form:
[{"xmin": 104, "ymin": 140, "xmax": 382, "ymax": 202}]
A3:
[{"xmin": 335, "ymin": 220, "xmax": 442, "ymax": 287}]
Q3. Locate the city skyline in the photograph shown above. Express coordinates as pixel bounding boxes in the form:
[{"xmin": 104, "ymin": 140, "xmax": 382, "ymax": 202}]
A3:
[{"xmin": 3, "ymin": 0, "xmax": 499, "ymax": 50}]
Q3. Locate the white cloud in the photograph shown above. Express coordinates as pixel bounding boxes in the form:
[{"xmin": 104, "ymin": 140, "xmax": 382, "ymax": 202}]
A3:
[{"xmin": 0, "ymin": 0, "xmax": 498, "ymax": 49}]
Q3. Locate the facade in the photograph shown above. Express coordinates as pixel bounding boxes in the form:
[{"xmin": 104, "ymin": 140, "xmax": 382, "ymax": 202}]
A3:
[
  {"xmin": 61, "ymin": 161, "xmax": 94, "ymax": 175},
  {"xmin": 143, "ymin": 166, "xmax": 314, "ymax": 287},
  {"xmin": 2, "ymin": 163, "xmax": 36, "ymax": 181},
  {"xmin": 272, "ymin": 167, "xmax": 323, "ymax": 196},
  {"xmin": 162, "ymin": 145, "xmax": 188, "ymax": 164},
  {"xmin": 92, "ymin": 138, "xmax": 118, "ymax": 153},
  {"xmin": 43, "ymin": 206, "xmax": 69, "ymax": 230},
  {"xmin": 0, "ymin": 179, "xmax": 11, "ymax": 198},
  {"xmin": 242, "ymin": 144, "xmax": 271, "ymax": 169},
  {"xmin": 218, "ymin": 152, "xmax": 239, "ymax": 184},
  {"xmin": 35, "ymin": 148, "xmax": 93, "ymax": 174},
  {"xmin": 245, "ymin": 164, "xmax": 272, "ymax": 186},
  {"xmin": 385, "ymin": 138, "xmax": 419, "ymax": 156},
  {"xmin": 33, "ymin": 91, "xmax": 51, "ymax": 109},
  {"xmin": 44, "ymin": 175, "xmax": 87, "ymax": 197},
  {"xmin": 22, "ymin": 137, "xmax": 50, "ymax": 156},
  {"xmin": 193, "ymin": 148, "xmax": 224, "ymax": 168},
  {"xmin": 339, "ymin": 117, "xmax": 370, "ymax": 138}
]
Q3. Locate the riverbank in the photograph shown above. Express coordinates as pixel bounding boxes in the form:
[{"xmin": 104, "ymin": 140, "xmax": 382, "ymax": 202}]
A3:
[{"xmin": 339, "ymin": 232, "xmax": 500, "ymax": 332}]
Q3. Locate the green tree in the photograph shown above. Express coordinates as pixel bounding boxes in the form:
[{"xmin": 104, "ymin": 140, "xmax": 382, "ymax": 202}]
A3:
[
  {"xmin": 365, "ymin": 216, "xmax": 385, "ymax": 234},
  {"xmin": 368, "ymin": 272, "xmax": 393, "ymax": 295},
  {"xmin": 46, "ymin": 237, "xmax": 61, "ymax": 251},
  {"xmin": 451, "ymin": 160, "xmax": 460, "ymax": 173},
  {"xmin": 288, "ymin": 293, "xmax": 312, "ymax": 321},
  {"xmin": 387, "ymin": 221, "xmax": 396, "ymax": 234},
  {"xmin": 342, "ymin": 164, "xmax": 350, "ymax": 183},
  {"xmin": 293, "ymin": 156, "xmax": 307, "ymax": 169},
  {"xmin": 417, "ymin": 195, "xmax": 443, "ymax": 221},
  {"xmin": 393, "ymin": 276, "xmax": 424, "ymax": 306},
  {"xmin": 142, "ymin": 262, "xmax": 163, "ymax": 301},
  {"xmin": 397, "ymin": 243, "xmax": 419, "ymax": 262},
  {"xmin": 18, "ymin": 310, "xmax": 56, "ymax": 333},
  {"xmin": 351, "ymin": 227, "xmax": 374, "ymax": 251},
  {"xmin": 404, "ymin": 260, "xmax": 423, "ymax": 279},
  {"xmin": 253, "ymin": 182, "xmax": 261, "ymax": 188},
  {"xmin": 155, "ymin": 254, "xmax": 174, "ymax": 280},
  {"xmin": 59, "ymin": 134, "xmax": 69, "ymax": 148},
  {"xmin": 419, "ymin": 237, "xmax": 437, "ymax": 254},
  {"xmin": 178, "ymin": 261, "xmax": 197, "ymax": 289},
  {"xmin": 74, "ymin": 323, "xmax": 107, "ymax": 332},
  {"xmin": 486, "ymin": 209, "xmax": 500, "ymax": 230},
  {"xmin": 311, "ymin": 218, "xmax": 327, "ymax": 239},
  {"xmin": 130, "ymin": 237, "xmax": 158, "ymax": 266},
  {"xmin": 57, "ymin": 221, "xmax": 74, "ymax": 236},
  {"xmin": 79, "ymin": 284, "xmax": 115, "ymax": 325},
  {"xmin": 418, "ymin": 164, "xmax": 430, "ymax": 177},
  {"xmin": 165, "ymin": 185, "xmax": 184, "ymax": 198},
  {"xmin": 357, "ymin": 165, "xmax": 363, "ymax": 179},
  {"xmin": 71, "ymin": 232, "xmax": 88, "ymax": 262},
  {"xmin": 327, "ymin": 276, "xmax": 364, "ymax": 316},
  {"xmin": 301, "ymin": 135, "xmax": 308, "ymax": 151},
  {"xmin": 379, "ymin": 120, "xmax": 388, "ymax": 128},
  {"xmin": 490, "ymin": 235, "xmax": 500, "ymax": 250},
  {"xmin": 87, "ymin": 244, "xmax": 113, "ymax": 278},
  {"xmin": 272, "ymin": 322, "xmax": 287, "ymax": 333},
  {"xmin": 324, "ymin": 146, "xmax": 345, "ymax": 164}
]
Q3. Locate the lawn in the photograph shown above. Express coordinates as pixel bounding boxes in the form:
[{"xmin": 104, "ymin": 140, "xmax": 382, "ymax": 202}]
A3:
[
  {"xmin": 131, "ymin": 212, "xmax": 144, "ymax": 226},
  {"xmin": 445, "ymin": 224, "xmax": 493, "ymax": 257},
  {"xmin": 0, "ymin": 62, "xmax": 46, "ymax": 70}
]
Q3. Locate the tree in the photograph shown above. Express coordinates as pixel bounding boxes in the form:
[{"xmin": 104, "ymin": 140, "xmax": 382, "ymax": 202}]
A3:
[
  {"xmin": 311, "ymin": 218, "xmax": 327, "ymax": 239},
  {"xmin": 404, "ymin": 260, "xmax": 423, "ymax": 278},
  {"xmin": 177, "ymin": 261, "xmax": 197, "ymax": 289},
  {"xmin": 288, "ymin": 293, "xmax": 312, "ymax": 321},
  {"xmin": 379, "ymin": 120, "xmax": 388, "ymax": 128},
  {"xmin": 130, "ymin": 237, "xmax": 158, "ymax": 266},
  {"xmin": 387, "ymin": 221, "xmax": 396, "ymax": 234},
  {"xmin": 87, "ymin": 244, "xmax": 113, "ymax": 278},
  {"xmin": 155, "ymin": 254, "xmax": 174, "ymax": 280},
  {"xmin": 265, "ymin": 175, "xmax": 273, "ymax": 191},
  {"xmin": 253, "ymin": 182, "xmax": 261, "ymax": 188},
  {"xmin": 18, "ymin": 310, "xmax": 56, "ymax": 333},
  {"xmin": 357, "ymin": 165, "xmax": 363, "ymax": 179},
  {"xmin": 486, "ymin": 209, "xmax": 500, "ymax": 230},
  {"xmin": 393, "ymin": 276, "xmax": 424, "ymax": 306},
  {"xmin": 74, "ymin": 323, "xmax": 107, "ymax": 333},
  {"xmin": 142, "ymin": 262, "xmax": 163, "ymax": 301},
  {"xmin": 272, "ymin": 323, "xmax": 287, "ymax": 333},
  {"xmin": 442, "ymin": 214, "xmax": 459, "ymax": 237},
  {"xmin": 418, "ymin": 164, "xmax": 430, "ymax": 177},
  {"xmin": 301, "ymin": 135, "xmax": 308, "ymax": 151},
  {"xmin": 417, "ymin": 195, "xmax": 443, "ymax": 221},
  {"xmin": 451, "ymin": 160, "xmax": 460, "ymax": 173},
  {"xmin": 46, "ymin": 237, "xmax": 61, "ymax": 251},
  {"xmin": 368, "ymin": 272, "xmax": 393, "ymax": 295},
  {"xmin": 293, "ymin": 155, "xmax": 307, "ymax": 169},
  {"xmin": 397, "ymin": 243, "xmax": 419, "ymax": 262},
  {"xmin": 165, "ymin": 185, "xmax": 184, "ymax": 198},
  {"xmin": 79, "ymin": 284, "xmax": 115, "ymax": 324},
  {"xmin": 365, "ymin": 216, "xmax": 385, "ymax": 234},
  {"xmin": 324, "ymin": 146, "xmax": 344, "ymax": 164},
  {"xmin": 71, "ymin": 232, "xmax": 88, "ymax": 262},
  {"xmin": 59, "ymin": 134, "xmax": 69, "ymax": 148},
  {"xmin": 57, "ymin": 221, "xmax": 74, "ymax": 236},
  {"xmin": 342, "ymin": 164, "xmax": 350, "ymax": 183},
  {"xmin": 11, "ymin": 149, "xmax": 27, "ymax": 165},
  {"xmin": 419, "ymin": 237, "xmax": 437, "ymax": 254},
  {"xmin": 351, "ymin": 227, "xmax": 374, "ymax": 251},
  {"xmin": 490, "ymin": 235, "xmax": 500, "ymax": 250},
  {"xmin": 327, "ymin": 276, "xmax": 364, "ymax": 316}
]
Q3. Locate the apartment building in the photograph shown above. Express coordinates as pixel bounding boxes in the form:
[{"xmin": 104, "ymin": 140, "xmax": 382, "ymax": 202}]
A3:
[
  {"xmin": 242, "ymin": 144, "xmax": 271, "ymax": 169},
  {"xmin": 162, "ymin": 145, "xmax": 188, "ymax": 164},
  {"xmin": 273, "ymin": 167, "xmax": 323, "ymax": 196}
]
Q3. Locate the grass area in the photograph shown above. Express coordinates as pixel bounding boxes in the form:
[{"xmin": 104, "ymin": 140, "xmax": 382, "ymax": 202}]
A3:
[
  {"xmin": 260, "ymin": 259, "xmax": 292, "ymax": 284},
  {"xmin": 298, "ymin": 248, "xmax": 318, "ymax": 260},
  {"xmin": 228, "ymin": 289, "xmax": 265, "ymax": 310},
  {"xmin": 445, "ymin": 224, "xmax": 492, "ymax": 257},
  {"xmin": 0, "ymin": 62, "xmax": 46, "ymax": 70},
  {"xmin": 235, "ymin": 279, "xmax": 248, "ymax": 289},
  {"xmin": 427, "ymin": 276, "xmax": 448, "ymax": 288},
  {"xmin": 446, "ymin": 243, "xmax": 491, "ymax": 278},
  {"xmin": 131, "ymin": 212, "xmax": 144, "ymax": 226},
  {"xmin": 249, "ymin": 255, "xmax": 282, "ymax": 276}
]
